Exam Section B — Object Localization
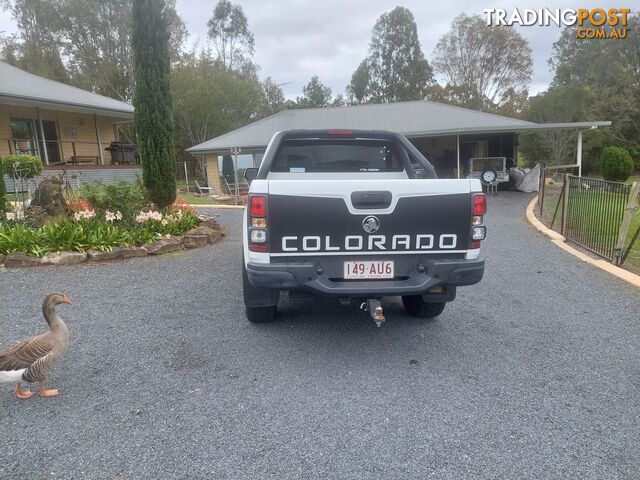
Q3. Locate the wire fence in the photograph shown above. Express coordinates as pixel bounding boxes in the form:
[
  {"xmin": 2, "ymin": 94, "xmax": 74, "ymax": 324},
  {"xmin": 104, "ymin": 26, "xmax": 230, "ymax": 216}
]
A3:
[
  {"xmin": 565, "ymin": 176, "xmax": 630, "ymax": 261},
  {"xmin": 538, "ymin": 168, "xmax": 640, "ymax": 268}
]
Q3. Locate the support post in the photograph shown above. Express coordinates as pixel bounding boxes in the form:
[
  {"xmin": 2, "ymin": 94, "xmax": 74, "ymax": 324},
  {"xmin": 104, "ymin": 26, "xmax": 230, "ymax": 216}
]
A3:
[
  {"xmin": 576, "ymin": 130, "xmax": 583, "ymax": 177},
  {"xmin": 561, "ymin": 173, "xmax": 570, "ymax": 236},
  {"xmin": 615, "ymin": 182, "xmax": 640, "ymax": 266},
  {"xmin": 36, "ymin": 108, "xmax": 49, "ymax": 165},
  {"xmin": 234, "ymin": 154, "xmax": 239, "ymax": 205},
  {"xmin": 230, "ymin": 147, "xmax": 241, "ymax": 205},
  {"xmin": 539, "ymin": 165, "xmax": 545, "ymax": 215},
  {"xmin": 456, "ymin": 134, "xmax": 460, "ymax": 179},
  {"xmin": 94, "ymin": 114, "xmax": 104, "ymax": 165},
  {"xmin": 183, "ymin": 161, "xmax": 189, "ymax": 193}
]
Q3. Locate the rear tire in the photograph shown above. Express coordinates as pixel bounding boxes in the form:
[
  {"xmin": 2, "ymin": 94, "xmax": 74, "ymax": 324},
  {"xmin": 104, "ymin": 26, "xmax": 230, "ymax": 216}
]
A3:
[
  {"xmin": 245, "ymin": 305, "xmax": 277, "ymax": 323},
  {"xmin": 402, "ymin": 295, "xmax": 446, "ymax": 319}
]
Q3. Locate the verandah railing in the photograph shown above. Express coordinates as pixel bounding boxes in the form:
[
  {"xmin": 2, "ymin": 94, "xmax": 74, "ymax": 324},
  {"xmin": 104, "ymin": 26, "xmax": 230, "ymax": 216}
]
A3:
[{"xmin": 5, "ymin": 138, "xmax": 138, "ymax": 166}]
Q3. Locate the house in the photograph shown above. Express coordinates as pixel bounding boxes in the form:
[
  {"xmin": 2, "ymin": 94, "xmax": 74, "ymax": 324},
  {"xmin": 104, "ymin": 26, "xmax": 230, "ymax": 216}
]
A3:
[
  {"xmin": 186, "ymin": 100, "xmax": 610, "ymax": 193},
  {"xmin": 1, "ymin": 61, "xmax": 140, "ymax": 191}
]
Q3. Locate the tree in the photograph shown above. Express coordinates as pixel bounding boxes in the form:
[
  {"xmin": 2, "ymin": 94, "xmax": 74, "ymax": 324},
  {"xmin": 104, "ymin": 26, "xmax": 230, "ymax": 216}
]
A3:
[
  {"xmin": 331, "ymin": 94, "xmax": 346, "ymax": 107},
  {"xmin": 359, "ymin": 6, "xmax": 433, "ymax": 103},
  {"xmin": 2, "ymin": 0, "xmax": 186, "ymax": 102},
  {"xmin": 257, "ymin": 77, "xmax": 286, "ymax": 117},
  {"xmin": 1, "ymin": 0, "xmax": 67, "ymax": 81},
  {"xmin": 171, "ymin": 50, "xmax": 264, "ymax": 159},
  {"xmin": 519, "ymin": 86, "xmax": 595, "ymax": 167},
  {"xmin": 346, "ymin": 60, "xmax": 369, "ymax": 103},
  {"xmin": 550, "ymin": 17, "xmax": 640, "ymax": 157},
  {"xmin": 58, "ymin": 0, "xmax": 185, "ymax": 101},
  {"xmin": 295, "ymin": 75, "xmax": 332, "ymax": 108},
  {"xmin": 432, "ymin": 14, "xmax": 532, "ymax": 112},
  {"xmin": 207, "ymin": 0, "xmax": 254, "ymax": 72},
  {"xmin": 132, "ymin": 0, "xmax": 176, "ymax": 208}
]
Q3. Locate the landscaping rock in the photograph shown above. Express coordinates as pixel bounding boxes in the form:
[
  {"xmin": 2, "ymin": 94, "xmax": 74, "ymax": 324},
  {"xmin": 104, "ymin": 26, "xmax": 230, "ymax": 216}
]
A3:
[
  {"xmin": 4, "ymin": 252, "xmax": 42, "ymax": 267},
  {"xmin": 23, "ymin": 206, "xmax": 48, "ymax": 228},
  {"xmin": 87, "ymin": 249, "xmax": 120, "ymax": 262},
  {"xmin": 198, "ymin": 216, "xmax": 225, "ymax": 236},
  {"xmin": 143, "ymin": 238, "xmax": 184, "ymax": 255},
  {"xmin": 87, "ymin": 247, "xmax": 147, "ymax": 262},
  {"xmin": 181, "ymin": 234, "xmax": 209, "ymax": 249},
  {"xmin": 30, "ymin": 175, "xmax": 67, "ymax": 215},
  {"xmin": 0, "ymin": 254, "xmax": 5, "ymax": 266},
  {"xmin": 199, "ymin": 218, "xmax": 217, "ymax": 229},
  {"xmin": 41, "ymin": 251, "xmax": 87, "ymax": 266},
  {"xmin": 186, "ymin": 226, "xmax": 222, "ymax": 244},
  {"xmin": 118, "ymin": 246, "xmax": 147, "ymax": 259}
]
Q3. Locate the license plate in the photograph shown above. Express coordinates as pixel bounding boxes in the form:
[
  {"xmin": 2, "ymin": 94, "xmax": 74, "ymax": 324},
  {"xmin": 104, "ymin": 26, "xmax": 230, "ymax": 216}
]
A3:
[{"xmin": 344, "ymin": 260, "xmax": 394, "ymax": 279}]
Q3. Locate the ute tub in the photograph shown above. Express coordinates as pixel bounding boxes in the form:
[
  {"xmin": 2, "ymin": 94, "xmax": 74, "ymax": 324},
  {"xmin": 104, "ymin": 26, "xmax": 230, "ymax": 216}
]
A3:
[{"xmin": 246, "ymin": 256, "xmax": 484, "ymax": 297}]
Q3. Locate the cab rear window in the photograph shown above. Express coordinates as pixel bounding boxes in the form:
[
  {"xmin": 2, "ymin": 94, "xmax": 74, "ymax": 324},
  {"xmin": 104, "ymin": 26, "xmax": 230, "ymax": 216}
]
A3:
[{"xmin": 271, "ymin": 139, "xmax": 403, "ymax": 173}]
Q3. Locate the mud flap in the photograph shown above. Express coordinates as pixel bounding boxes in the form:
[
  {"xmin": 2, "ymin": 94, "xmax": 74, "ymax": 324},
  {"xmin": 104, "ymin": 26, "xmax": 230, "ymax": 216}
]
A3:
[{"xmin": 243, "ymin": 257, "xmax": 279, "ymax": 307}]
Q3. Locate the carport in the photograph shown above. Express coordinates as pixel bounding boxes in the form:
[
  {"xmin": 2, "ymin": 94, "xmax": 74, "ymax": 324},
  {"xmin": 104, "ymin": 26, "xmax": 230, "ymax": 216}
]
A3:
[{"xmin": 186, "ymin": 100, "xmax": 610, "ymax": 193}]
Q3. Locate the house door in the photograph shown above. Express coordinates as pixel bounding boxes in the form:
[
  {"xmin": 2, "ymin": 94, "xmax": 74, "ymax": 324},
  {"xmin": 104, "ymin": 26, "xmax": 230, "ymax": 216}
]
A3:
[{"xmin": 37, "ymin": 120, "xmax": 62, "ymax": 165}]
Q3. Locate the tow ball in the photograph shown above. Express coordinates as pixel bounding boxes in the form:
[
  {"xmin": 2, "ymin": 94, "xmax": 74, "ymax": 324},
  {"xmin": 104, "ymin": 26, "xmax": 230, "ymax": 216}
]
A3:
[{"xmin": 360, "ymin": 298, "xmax": 385, "ymax": 327}]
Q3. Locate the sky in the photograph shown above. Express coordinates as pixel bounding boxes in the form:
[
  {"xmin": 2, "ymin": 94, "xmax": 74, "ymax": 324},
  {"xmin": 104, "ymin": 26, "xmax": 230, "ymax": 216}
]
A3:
[{"xmin": 0, "ymin": 0, "xmax": 627, "ymax": 99}]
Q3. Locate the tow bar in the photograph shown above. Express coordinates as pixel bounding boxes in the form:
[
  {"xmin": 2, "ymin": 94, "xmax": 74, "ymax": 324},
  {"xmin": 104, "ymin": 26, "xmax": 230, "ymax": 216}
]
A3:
[{"xmin": 360, "ymin": 298, "xmax": 385, "ymax": 327}]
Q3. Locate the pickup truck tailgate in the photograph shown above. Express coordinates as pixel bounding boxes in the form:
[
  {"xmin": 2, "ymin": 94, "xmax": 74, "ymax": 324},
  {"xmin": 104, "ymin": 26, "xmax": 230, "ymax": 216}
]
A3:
[{"xmin": 266, "ymin": 179, "xmax": 475, "ymax": 258}]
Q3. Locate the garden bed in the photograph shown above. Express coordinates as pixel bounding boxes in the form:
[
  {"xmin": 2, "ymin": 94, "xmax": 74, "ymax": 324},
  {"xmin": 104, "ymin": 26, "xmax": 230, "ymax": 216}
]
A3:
[
  {"xmin": 1, "ymin": 175, "xmax": 226, "ymax": 268},
  {"xmin": 0, "ymin": 215, "xmax": 225, "ymax": 268}
]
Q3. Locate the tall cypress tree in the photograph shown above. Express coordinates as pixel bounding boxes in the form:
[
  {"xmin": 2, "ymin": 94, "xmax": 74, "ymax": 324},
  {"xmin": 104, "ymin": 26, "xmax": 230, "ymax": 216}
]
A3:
[{"xmin": 132, "ymin": 0, "xmax": 176, "ymax": 209}]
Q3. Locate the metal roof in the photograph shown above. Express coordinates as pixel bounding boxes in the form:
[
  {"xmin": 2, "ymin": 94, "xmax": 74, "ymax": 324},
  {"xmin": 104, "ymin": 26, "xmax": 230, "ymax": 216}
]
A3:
[
  {"xmin": 187, "ymin": 100, "xmax": 610, "ymax": 154},
  {"xmin": 0, "ymin": 61, "xmax": 134, "ymax": 119}
]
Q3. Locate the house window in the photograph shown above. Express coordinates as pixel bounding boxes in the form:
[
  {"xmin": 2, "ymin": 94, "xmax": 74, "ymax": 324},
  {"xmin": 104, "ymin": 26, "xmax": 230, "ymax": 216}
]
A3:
[{"xmin": 10, "ymin": 118, "xmax": 38, "ymax": 156}]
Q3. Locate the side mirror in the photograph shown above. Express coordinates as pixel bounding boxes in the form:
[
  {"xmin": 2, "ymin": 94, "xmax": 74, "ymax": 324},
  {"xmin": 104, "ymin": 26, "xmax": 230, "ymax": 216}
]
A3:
[{"xmin": 244, "ymin": 167, "xmax": 258, "ymax": 183}]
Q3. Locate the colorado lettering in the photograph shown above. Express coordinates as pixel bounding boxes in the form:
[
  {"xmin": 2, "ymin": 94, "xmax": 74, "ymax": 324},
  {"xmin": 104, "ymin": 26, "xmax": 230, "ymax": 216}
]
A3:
[{"xmin": 281, "ymin": 234, "xmax": 457, "ymax": 252}]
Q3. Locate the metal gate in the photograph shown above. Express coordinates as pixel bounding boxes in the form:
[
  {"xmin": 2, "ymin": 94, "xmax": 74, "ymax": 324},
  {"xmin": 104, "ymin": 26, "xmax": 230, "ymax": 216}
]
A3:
[{"xmin": 564, "ymin": 175, "xmax": 631, "ymax": 262}]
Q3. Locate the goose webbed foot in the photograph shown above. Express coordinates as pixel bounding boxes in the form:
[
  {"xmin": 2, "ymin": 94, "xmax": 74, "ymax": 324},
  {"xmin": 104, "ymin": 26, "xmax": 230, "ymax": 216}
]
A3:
[
  {"xmin": 15, "ymin": 383, "xmax": 34, "ymax": 399},
  {"xmin": 37, "ymin": 381, "xmax": 59, "ymax": 397}
]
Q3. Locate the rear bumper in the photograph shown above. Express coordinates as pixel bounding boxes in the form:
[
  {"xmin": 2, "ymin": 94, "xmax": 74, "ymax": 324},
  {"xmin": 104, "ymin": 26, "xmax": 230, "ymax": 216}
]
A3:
[{"xmin": 246, "ymin": 257, "xmax": 484, "ymax": 297}]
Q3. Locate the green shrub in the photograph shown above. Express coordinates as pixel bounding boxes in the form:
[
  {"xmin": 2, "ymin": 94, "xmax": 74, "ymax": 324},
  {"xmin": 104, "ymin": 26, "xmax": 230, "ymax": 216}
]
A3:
[
  {"xmin": 629, "ymin": 146, "xmax": 640, "ymax": 172},
  {"xmin": 40, "ymin": 221, "xmax": 91, "ymax": 254},
  {"xmin": 0, "ymin": 223, "xmax": 45, "ymax": 256},
  {"xmin": 1, "ymin": 154, "xmax": 43, "ymax": 179},
  {"xmin": 599, "ymin": 147, "xmax": 634, "ymax": 182},
  {"xmin": 80, "ymin": 180, "xmax": 149, "ymax": 223},
  {"xmin": 0, "ymin": 163, "xmax": 7, "ymax": 214},
  {"xmin": 86, "ymin": 225, "xmax": 130, "ymax": 251}
]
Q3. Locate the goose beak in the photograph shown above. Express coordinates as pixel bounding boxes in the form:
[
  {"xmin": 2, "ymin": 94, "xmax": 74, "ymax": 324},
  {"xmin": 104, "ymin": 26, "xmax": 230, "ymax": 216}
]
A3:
[{"xmin": 62, "ymin": 295, "xmax": 73, "ymax": 305}]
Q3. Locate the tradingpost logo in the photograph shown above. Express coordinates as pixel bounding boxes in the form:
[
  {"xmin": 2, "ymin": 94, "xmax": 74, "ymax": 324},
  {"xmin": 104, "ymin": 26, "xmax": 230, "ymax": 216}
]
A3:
[{"xmin": 483, "ymin": 8, "xmax": 634, "ymax": 39}]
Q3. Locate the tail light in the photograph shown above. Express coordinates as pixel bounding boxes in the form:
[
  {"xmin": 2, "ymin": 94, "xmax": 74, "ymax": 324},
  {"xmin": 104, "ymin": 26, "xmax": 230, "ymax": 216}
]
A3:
[
  {"xmin": 473, "ymin": 194, "xmax": 486, "ymax": 216},
  {"xmin": 470, "ymin": 194, "xmax": 486, "ymax": 250},
  {"xmin": 248, "ymin": 195, "xmax": 268, "ymax": 252},
  {"xmin": 250, "ymin": 196, "xmax": 267, "ymax": 217}
]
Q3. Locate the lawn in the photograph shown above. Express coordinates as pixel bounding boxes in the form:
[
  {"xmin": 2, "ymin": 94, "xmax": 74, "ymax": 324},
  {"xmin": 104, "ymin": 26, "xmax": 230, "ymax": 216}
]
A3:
[
  {"xmin": 539, "ymin": 180, "xmax": 640, "ymax": 274},
  {"xmin": 7, "ymin": 191, "xmax": 220, "ymax": 206},
  {"xmin": 176, "ymin": 193, "xmax": 220, "ymax": 205}
]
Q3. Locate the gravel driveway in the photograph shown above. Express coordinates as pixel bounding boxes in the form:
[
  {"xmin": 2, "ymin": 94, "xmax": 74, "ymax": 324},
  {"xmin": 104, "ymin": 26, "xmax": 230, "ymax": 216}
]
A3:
[{"xmin": 1, "ymin": 192, "xmax": 639, "ymax": 479}]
